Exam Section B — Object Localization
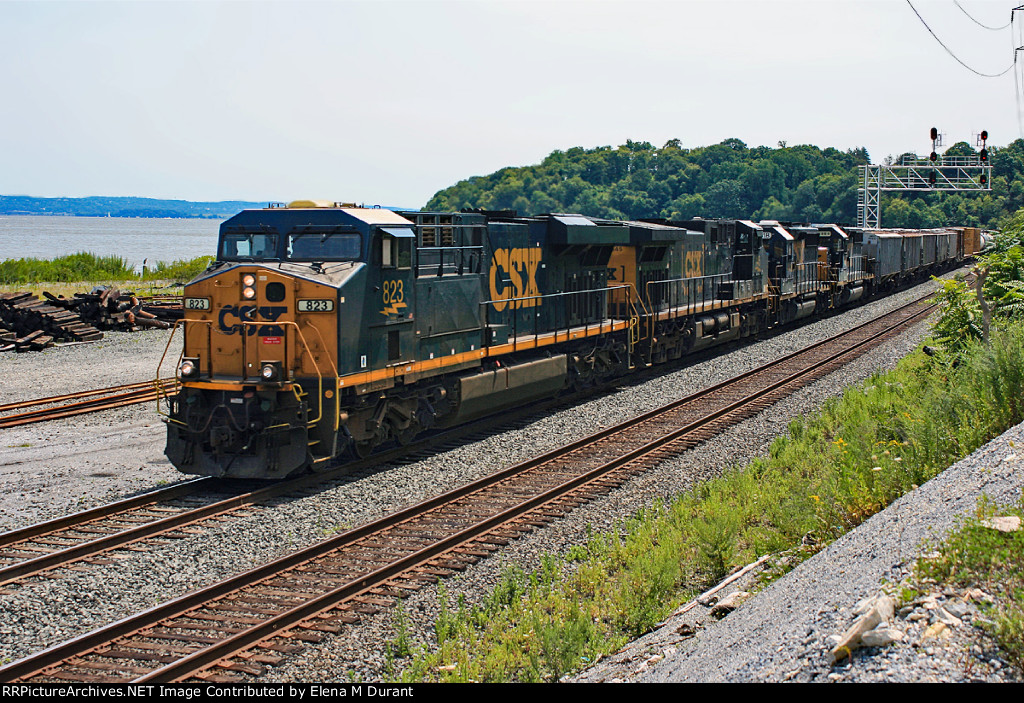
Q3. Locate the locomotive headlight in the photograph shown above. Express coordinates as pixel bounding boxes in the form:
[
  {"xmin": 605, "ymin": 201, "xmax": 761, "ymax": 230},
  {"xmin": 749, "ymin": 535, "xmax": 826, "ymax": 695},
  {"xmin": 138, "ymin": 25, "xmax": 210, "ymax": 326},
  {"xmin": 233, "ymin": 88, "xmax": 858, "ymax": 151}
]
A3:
[
  {"xmin": 241, "ymin": 273, "xmax": 257, "ymax": 300},
  {"xmin": 259, "ymin": 360, "xmax": 283, "ymax": 383},
  {"xmin": 178, "ymin": 357, "xmax": 200, "ymax": 379}
]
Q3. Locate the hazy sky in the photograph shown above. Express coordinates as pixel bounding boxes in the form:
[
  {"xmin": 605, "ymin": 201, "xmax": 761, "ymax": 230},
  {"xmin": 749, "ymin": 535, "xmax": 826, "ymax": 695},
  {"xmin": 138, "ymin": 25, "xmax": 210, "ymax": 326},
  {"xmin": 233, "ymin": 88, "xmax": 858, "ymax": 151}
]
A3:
[{"xmin": 1, "ymin": 0, "xmax": 1020, "ymax": 207}]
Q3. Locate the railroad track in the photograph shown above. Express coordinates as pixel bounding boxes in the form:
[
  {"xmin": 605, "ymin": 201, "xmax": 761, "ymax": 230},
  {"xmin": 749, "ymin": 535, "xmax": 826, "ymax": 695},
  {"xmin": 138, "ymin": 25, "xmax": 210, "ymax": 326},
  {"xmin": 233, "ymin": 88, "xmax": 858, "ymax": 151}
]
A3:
[
  {"xmin": 0, "ymin": 380, "xmax": 622, "ymax": 589},
  {"xmin": 0, "ymin": 380, "xmax": 177, "ymax": 429},
  {"xmin": 0, "ymin": 293, "xmax": 939, "ymax": 684}
]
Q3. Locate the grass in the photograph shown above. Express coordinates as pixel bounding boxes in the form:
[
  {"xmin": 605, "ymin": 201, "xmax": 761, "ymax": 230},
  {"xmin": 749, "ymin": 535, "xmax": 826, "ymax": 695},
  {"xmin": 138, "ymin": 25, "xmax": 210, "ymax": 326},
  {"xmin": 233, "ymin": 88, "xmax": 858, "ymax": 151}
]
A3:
[
  {"xmin": 0, "ymin": 252, "xmax": 212, "ymax": 295},
  {"xmin": 388, "ymin": 322, "xmax": 1024, "ymax": 682}
]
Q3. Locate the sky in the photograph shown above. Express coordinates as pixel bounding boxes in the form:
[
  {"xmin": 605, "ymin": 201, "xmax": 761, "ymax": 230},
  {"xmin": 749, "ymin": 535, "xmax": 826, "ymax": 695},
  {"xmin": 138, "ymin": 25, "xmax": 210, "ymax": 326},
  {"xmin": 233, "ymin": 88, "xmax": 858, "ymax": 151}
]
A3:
[{"xmin": 1, "ymin": 0, "xmax": 1021, "ymax": 207}]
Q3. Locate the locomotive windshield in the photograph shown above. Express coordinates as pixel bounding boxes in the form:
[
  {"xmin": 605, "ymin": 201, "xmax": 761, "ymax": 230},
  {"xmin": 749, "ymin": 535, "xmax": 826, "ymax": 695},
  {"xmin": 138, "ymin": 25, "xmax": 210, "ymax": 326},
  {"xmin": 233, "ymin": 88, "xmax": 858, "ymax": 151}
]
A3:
[
  {"xmin": 220, "ymin": 232, "xmax": 280, "ymax": 261},
  {"xmin": 287, "ymin": 231, "xmax": 362, "ymax": 261}
]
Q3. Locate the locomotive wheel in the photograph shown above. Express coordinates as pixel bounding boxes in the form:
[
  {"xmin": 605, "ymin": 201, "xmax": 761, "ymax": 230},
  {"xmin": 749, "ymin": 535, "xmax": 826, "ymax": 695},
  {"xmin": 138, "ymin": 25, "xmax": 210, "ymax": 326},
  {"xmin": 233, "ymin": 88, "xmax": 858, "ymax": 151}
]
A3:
[
  {"xmin": 396, "ymin": 423, "xmax": 419, "ymax": 446},
  {"xmin": 352, "ymin": 440, "xmax": 376, "ymax": 459}
]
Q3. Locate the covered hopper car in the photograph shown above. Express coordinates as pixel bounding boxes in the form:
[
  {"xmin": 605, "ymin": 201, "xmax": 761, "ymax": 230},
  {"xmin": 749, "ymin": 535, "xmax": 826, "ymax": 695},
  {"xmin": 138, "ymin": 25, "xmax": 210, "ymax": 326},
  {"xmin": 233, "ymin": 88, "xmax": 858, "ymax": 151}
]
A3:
[{"xmin": 160, "ymin": 202, "xmax": 979, "ymax": 478}]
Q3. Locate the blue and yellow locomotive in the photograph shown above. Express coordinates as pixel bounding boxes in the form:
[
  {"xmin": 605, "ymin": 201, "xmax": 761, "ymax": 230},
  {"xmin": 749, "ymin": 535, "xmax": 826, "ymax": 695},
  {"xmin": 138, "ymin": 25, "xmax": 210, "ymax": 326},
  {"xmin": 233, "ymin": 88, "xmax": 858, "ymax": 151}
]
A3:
[{"xmin": 161, "ymin": 201, "xmax": 977, "ymax": 478}]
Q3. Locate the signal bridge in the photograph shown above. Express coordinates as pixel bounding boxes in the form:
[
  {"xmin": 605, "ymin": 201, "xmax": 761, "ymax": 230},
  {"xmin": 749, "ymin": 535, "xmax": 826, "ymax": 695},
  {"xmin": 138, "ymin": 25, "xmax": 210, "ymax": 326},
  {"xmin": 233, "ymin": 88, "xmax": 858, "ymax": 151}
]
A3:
[{"xmin": 857, "ymin": 130, "xmax": 992, "ymax": 229}]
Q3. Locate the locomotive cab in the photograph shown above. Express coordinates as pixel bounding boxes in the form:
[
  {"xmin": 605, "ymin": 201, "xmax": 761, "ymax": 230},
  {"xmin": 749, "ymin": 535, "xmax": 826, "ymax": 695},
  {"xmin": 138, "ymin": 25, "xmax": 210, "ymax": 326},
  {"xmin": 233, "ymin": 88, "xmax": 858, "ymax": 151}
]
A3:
[{"xmin": 163, "ymin": 202, "xmax": 417, "ymax": 479}]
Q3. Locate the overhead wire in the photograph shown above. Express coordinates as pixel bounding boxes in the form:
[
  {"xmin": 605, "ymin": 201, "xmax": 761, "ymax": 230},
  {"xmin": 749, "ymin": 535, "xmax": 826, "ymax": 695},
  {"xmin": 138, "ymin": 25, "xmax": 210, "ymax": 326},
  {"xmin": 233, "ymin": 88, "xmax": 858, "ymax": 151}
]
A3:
[
  {"xmin": 906, "ymin": 0, "xmax": 1015, "ymax": 77},
  {"xmin": 954, "ymin": 0, "xmax": 1012, "ymax": 30}
]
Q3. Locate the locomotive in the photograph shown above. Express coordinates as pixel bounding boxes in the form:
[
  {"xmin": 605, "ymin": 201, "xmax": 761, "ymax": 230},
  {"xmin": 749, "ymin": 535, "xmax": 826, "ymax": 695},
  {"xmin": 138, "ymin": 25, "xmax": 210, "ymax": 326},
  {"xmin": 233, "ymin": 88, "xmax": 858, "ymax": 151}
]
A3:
[{"xmin": 160, "ymin": 201, "xmax": 980, "ymax": 479}]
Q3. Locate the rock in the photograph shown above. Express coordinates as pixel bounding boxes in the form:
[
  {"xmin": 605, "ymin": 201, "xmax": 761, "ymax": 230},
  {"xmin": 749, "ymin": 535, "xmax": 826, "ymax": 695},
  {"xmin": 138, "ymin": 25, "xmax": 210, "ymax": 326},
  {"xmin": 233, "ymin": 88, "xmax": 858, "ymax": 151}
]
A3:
[
  {"xmin": 828, "ymin": 594, "xmax": 896, "ymax": 663},
  {"xmin": 921, "ymin": 622, "xmax": 949, "ymax": 642},
  {"xmin": 932, "ymin": 607, "xmax": 962, "ymax": 627},
  {"xmin": 944, "ymin": 600, "xmax": 969, "ymax": 619},
  {"xmin": 710, "ymin": 591, "xmax": 750, "ymax": 618},
  {"xmin": 980, "ymin": 515, "xmax": 1021, "ymax": 533},
  {"xmin": 861, "ymin": 627, "xmax": 905, "ymax": 647},
  {"xmin": 676, "ymin": 623, "xmax": 697, "ymax": 638},
  {"xmin": 964, "ymin": 588, "xmax": 994, "ymax": 604}
]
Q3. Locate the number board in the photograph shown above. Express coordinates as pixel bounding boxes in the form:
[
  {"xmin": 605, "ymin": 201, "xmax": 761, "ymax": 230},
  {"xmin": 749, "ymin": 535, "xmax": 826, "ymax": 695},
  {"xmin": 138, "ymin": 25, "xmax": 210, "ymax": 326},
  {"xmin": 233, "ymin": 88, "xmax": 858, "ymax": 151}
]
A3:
[
  {"xmin": 297, "ymin": 299, "xmax": 335, "ymax": 313},
  {"xmin": 184, "ymin": 297, "xmax": 211, "ymax": 310}
]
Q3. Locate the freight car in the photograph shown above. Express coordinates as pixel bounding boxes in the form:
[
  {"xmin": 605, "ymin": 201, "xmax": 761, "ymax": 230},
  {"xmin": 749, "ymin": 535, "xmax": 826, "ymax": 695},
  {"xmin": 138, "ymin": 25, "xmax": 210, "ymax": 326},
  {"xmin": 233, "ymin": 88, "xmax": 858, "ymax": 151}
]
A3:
[{"xmin": 159, "ymin": 202, "xmax": 979, "ymax": 479}]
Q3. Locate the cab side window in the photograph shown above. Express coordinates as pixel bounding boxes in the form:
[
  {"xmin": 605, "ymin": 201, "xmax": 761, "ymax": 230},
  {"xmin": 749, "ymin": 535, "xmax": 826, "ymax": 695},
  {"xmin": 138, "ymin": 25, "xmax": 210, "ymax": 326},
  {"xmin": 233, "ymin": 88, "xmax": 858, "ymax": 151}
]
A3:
[{"xmin": 379, "ymin": 235, "xmax": 411, "ymax": 269}]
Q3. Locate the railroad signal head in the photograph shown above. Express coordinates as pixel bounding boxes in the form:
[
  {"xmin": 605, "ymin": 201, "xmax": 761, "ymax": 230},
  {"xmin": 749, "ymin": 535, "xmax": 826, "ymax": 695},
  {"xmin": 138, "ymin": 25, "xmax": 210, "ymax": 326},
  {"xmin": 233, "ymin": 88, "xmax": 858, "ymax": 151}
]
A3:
[
  {"xmin": 930, "ymin": 151, "xmax": 938, "ymax": 162},
  {"xmin": 981, "ymin": 130, "xmax": 988, "ymax": 142},
  {"xmin": 980, "ymin": 148, "xmax": 988, "ymax": 162},
  {"xmin": 929, "ymin": 170, "xmax": 937, "ymax": 186},
  {"xmin": 981, "ymin": 173, "xmax": 988, "ymax": 186},
  {"xmin": 930, "ymin": 127, "xmax": 939, "ymax": 141}
]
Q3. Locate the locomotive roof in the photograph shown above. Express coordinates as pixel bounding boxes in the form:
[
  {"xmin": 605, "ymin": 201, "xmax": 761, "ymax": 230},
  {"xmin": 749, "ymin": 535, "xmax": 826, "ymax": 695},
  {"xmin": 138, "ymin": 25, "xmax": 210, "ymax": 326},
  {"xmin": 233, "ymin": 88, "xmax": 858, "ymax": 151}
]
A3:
[
  {"xmin": 223, "ymin": 206, "xmax": 414, "ymax": 231},
  {"xmin": 758, "ymin": 221, "xmax": 795, "ymax": 240}
]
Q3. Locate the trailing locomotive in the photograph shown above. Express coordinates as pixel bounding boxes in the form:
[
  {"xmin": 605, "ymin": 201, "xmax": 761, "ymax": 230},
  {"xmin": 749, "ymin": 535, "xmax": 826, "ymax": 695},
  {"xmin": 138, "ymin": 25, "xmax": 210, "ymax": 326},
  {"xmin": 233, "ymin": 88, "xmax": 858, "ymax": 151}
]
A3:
[{"xmin": 160, "ymin": 201, "xmax": 980, "ymax": 478}]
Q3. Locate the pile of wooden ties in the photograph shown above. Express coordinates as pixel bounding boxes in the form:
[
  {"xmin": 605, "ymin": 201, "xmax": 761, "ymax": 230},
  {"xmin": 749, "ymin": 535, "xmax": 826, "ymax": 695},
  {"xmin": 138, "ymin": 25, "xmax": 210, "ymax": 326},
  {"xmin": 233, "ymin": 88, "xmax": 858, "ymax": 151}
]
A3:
[
  {"xmin": 0, "ymin": 291, "xmax": 104, "ymax": 352},
  {"xmin": 0, "ymin": 288, "xmax": 183, "ymax": 352}
]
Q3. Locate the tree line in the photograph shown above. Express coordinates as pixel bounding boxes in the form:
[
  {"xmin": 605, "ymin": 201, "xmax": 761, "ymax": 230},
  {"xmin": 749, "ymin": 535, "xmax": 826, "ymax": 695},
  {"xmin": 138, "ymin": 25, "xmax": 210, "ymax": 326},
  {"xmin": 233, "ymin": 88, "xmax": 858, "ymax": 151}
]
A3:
[
  {"xmin": 425, "ymin": 138, "xmax": 1024, "ymax": 229},
  {"xmin": 0, "ymin": 195, "xmax": 264, "ymax": 219}
]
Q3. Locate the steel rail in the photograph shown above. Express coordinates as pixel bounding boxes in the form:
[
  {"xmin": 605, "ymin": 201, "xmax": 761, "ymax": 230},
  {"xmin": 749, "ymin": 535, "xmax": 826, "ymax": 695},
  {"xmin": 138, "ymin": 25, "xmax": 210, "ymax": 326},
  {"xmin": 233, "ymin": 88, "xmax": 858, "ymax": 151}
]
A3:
[
  {"xmin": 0, "ymin": 381, "xmax": 176, "ymax": 429},
  {"xmin": 0, "ymin": 293, "xmax": 937, "ymax": 683},
  {"xmin": 0, "ymin": 381, "xmax": 168, "ymax": 414},
  {"xmin": 141, "ymin": 297, "xmax": 939, "ymax": 682},
  {"xmin": 0, "ymin": 292, "xmax": 938, "ymax": 590},
  {"xmin": 0, "ymin": 478, "xmax": 211, "ymax": 550}
]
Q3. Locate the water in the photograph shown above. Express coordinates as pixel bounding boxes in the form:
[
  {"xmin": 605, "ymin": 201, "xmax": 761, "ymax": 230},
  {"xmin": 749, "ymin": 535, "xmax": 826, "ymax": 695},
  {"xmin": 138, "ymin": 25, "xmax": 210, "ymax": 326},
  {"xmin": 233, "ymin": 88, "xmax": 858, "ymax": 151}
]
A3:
[{"xmin": 0, "ymin": 215, "xmax": 223, "ymax": 271}]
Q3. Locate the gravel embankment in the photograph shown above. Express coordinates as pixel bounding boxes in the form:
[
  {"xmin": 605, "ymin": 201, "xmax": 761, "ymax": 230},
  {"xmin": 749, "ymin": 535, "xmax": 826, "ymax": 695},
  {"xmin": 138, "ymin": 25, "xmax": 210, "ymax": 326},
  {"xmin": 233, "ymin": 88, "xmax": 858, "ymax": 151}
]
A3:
[
  {"xmin": 582, "ymin": 422, "xmax": 1024, "ymax": 684},
  {"xmin": 4, "ymin": 272, "xmax": 1008, "ymax": 683}
]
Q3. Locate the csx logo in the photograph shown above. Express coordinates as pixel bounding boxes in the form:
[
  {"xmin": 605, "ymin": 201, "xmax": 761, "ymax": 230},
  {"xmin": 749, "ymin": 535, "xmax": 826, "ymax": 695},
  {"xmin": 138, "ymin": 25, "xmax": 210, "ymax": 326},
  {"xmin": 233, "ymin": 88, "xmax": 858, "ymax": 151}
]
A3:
[
  {"xmin": 218, "ymin": 305, "xmax": 287, "ymax": 336},
  {"xmin": 684, "ymin": 249, "xmax": 703, "ymax": 279},
  {"xmin": 489, "ymin": 247, "xmax": 542, "ymax": 311}
]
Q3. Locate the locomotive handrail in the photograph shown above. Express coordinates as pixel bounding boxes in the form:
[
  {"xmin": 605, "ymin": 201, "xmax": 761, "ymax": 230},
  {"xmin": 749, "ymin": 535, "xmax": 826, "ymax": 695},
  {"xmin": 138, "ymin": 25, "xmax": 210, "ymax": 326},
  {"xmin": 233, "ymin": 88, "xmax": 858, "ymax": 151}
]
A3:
[
  {"xmin": 793, "ymin": 260, "xmax": 821, "ymax": 294},
  {"xmin": 300, "ymin": 321, "xmax": 342, "ymax": 434},
  {"xmin": 642, "ymin": 272, "xmax": 734, "ymax": 323},
  {"xmin": 846, "ymin": 254, "xmax": 868, "ymax": 283},
  {"xmin": 154, "ymin": 318, "xmax": 212, "ymax": 425},
  {"xmin": 643, "ymin": 272, "xmax": 726, "ymax": 345},
  {"xmin": 480, "ymin": 284, "xmax": 633, "ymax": 352}
]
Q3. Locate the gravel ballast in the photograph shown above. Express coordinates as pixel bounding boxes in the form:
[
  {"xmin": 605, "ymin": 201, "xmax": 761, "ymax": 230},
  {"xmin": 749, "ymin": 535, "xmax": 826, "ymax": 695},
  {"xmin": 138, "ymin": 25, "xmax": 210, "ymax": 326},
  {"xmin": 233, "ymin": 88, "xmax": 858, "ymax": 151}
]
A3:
[{"xmin": 4, "ymin": 270, "xmax": 1015, "ymax": 683}]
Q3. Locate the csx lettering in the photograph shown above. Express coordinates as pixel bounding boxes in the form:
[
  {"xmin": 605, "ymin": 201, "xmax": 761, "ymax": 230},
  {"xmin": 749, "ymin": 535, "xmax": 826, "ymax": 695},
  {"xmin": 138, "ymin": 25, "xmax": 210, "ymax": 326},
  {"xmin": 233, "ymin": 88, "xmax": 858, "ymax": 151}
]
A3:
[
  {"xmin": 218, "ymin": 305, "xmax": 287, "ymax": 336},
  {"xmin": 489, "ymin": 247, "xmax": 542, "ymax": 312},
  {"xmin": 684, "ymin": 249, "xmax": 703, "ymax": 279}
]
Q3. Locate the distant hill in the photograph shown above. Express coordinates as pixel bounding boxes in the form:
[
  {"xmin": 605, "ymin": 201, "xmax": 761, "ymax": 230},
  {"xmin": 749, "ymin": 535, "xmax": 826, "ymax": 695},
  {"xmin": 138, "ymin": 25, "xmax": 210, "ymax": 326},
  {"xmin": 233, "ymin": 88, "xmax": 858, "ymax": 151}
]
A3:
[
  {"xmin": 426, "ymin": 138, "xmax": 1024, "ymax": 229},
  {"xmin": 0, "ymin": 195, "xmax": 266, "ymax": 219}
]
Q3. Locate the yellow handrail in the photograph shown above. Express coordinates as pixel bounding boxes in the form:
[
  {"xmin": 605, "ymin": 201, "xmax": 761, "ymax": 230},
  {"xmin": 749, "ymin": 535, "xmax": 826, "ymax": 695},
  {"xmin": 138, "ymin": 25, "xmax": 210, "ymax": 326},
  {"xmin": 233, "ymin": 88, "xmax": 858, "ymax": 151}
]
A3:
[{"xmin": 239, "ymin": 319, "xmax": 325, "ymax": 428}]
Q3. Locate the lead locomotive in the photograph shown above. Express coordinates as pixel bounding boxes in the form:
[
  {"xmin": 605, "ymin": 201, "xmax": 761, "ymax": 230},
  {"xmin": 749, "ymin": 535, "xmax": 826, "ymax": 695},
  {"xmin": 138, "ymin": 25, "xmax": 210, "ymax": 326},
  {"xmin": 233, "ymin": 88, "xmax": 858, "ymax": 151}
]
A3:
[{"xmin": 162, "ymin": 201, "xmax": 978, "ymax": 478}]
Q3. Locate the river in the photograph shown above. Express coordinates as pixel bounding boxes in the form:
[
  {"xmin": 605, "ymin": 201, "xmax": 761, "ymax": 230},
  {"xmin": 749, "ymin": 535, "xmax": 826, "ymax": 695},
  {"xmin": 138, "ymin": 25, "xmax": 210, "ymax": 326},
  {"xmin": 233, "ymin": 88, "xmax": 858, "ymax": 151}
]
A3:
[{"xmin": 0, "ymin": 215, "xmax": 223, "ymax": 270}]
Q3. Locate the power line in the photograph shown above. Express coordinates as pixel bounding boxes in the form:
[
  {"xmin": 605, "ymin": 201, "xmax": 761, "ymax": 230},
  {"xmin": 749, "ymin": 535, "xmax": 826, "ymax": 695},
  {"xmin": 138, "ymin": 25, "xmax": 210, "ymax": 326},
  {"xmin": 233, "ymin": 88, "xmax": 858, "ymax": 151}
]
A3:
[
  {"xmin": 906, "ymin": 0, "xmax": 1015, "ymax": 77},
  {"xmin": 954, "ymin": 0, "xmax": 1012, "ymax": 30}
]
